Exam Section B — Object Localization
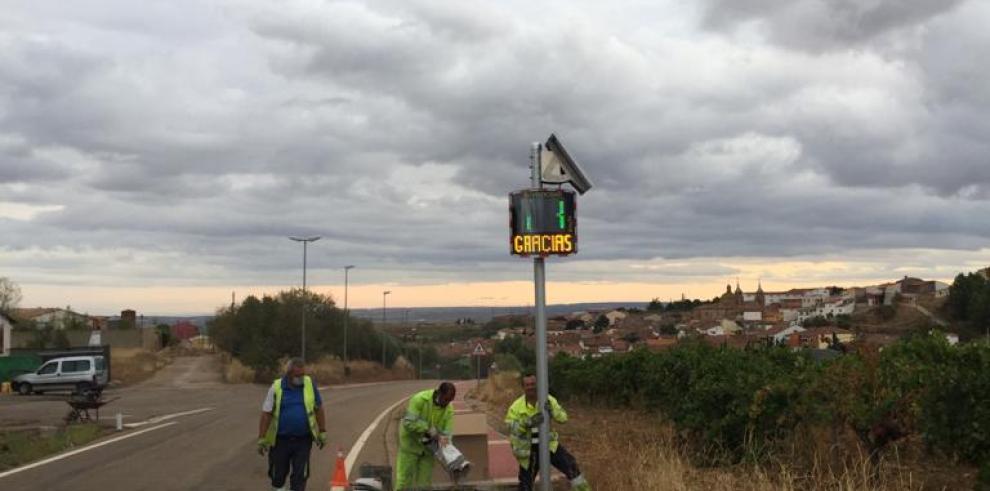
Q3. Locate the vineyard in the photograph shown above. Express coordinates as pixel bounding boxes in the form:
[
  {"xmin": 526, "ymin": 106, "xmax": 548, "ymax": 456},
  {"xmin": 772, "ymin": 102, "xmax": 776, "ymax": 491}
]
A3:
[{"xmin": 549, "ymin": 332, "xmax": 990, "ymax": 472}]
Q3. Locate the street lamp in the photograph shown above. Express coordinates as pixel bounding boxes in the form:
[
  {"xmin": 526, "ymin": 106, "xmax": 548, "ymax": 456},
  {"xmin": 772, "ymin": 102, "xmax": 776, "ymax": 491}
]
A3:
[
  {"xmin": 289, "ymin": 235, "xmax": 321, "ymax": 362},
  {"xmin": 382, "ymin": 290, "xmax": 391, "ymax": 367},
  {"xmin": 343, "ymin": 265, "xmax": 355, "ymax": 375}
]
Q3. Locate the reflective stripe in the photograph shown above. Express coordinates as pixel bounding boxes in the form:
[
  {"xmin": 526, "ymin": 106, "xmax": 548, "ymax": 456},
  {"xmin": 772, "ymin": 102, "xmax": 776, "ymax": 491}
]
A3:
[{"xmin": 402, "ymin": 411, "xmax": 425, "ymax": 423}]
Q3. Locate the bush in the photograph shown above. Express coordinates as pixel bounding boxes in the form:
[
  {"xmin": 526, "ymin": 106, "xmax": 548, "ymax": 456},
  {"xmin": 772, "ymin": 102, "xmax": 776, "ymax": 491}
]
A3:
[
  {"xmin": 549, "ymin": 333, "xmax": 990, "ymax": 466},
  {"xmin": 493, "ymin": 353, "xmax": 522, "ymax": 373},
  {"xmin": 918, "ymin": 339, "xmax": 990, "ymax": 462},
  {"xmin": 222, "ymin": 354, "xmax": 256, "ymax": 383}
]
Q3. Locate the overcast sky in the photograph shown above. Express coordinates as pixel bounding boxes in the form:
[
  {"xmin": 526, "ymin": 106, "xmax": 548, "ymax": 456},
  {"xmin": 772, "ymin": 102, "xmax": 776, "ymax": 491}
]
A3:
[{"xmin": 2, "ymin": 0, "xmax": 989, "ymax": 314}]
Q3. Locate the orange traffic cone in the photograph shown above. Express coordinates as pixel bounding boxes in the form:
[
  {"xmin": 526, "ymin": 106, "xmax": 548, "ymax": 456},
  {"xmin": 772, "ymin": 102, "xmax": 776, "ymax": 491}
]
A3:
[{"xmin": 330, "ymin": 447, "xmax": 349, "ymax": 490}]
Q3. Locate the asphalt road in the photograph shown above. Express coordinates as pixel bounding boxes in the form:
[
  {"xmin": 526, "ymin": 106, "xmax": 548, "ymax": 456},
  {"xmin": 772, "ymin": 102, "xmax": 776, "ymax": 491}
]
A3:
[{"xmin": 0, "ymin": 356, "xmax": 434, "ymax": 490}]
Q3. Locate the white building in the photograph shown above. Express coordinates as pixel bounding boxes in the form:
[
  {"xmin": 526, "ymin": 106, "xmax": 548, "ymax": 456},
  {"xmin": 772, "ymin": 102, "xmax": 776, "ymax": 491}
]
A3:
[
  {"xmin": 1, "ymin": 313, "xmax": 13, "ymax": 356},
  {"xmin": 604, "ymin": 310, "xmax": 628, "ymax": 326},
  {"xmin": 13, "ymin": 308, "xmax": 91, "ymax": 330},
  {"xmin": 772, "ymin": 325, "xmax": 806, "ymax": 344},
  {"xmin": 706, "ymin": 320, "xmax": 742, "ymax": 336},
  {"xmin": 798, "ymin": 298, "xmax": 855, "ymax": 323},
  {"xmin": 779, "ymin": 309, "xmax": 800, "ymax": 322},
  {"xmin": 704, "ymin": 325, "xmax": 723, "ymax": 336}
]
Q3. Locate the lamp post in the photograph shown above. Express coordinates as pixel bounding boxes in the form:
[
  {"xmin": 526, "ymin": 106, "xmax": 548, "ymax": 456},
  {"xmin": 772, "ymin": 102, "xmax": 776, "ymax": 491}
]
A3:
[
  {"xmin": 343, "ymin": 265, "xmax": 355, "ymax": 375},
  {"xmin": 289, "ymin": 236, "xmax": 320, "ymax": 362},
  {"xmin": 382, "ymin": 290, "xmax": 391, "ymax": 367}
]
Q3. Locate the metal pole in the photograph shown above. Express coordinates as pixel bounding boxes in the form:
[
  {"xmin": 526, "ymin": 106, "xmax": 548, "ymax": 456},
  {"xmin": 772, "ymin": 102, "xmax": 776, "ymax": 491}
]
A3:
[
  {"xmin": 289, "ymin": 236, "xmax": 320, "ymax": 363},
  {"xmin": 302, "ymin": 241, "xmax": 307, "ymax": 362},
  {"xmin": 531, "ymin": 141, "xmax": 551, "ymax": 491},
  {"xmin": 382, "ymin": 291, "xmax": 390, "ymax": 367},
  {"xmin": 344, "ymin": 265, "xmax": 354, "ymax": 374}
]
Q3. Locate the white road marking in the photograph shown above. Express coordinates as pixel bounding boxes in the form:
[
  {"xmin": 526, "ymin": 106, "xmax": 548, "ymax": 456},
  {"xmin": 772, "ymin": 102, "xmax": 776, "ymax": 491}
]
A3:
[
  {"xmin": 319, "ymin": 381, "xmax": 390, "ymax": 392},
  {"xmin": 123, "ymin": 406, "xmax": 215, "ymax": 428},
  {"xmin": 344, "ymin": 396, "xmax": 410, "ymax": 475},
  {"xmin": 0, "ymin": 422, "xmax": 178, "ymax": 480}
]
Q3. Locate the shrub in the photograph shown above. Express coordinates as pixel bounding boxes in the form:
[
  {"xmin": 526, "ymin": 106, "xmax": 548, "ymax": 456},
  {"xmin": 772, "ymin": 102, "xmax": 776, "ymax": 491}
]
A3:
[{"xmin": 550, "ymin": 332, "xmax": 990, "ymax": 465}]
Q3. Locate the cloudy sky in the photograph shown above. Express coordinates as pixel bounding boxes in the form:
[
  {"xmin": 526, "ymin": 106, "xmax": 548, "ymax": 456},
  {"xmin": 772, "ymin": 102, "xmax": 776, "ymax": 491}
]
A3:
[{"xmin": 2, "ymin": 0, "xmax": 989, "ymax": 315}]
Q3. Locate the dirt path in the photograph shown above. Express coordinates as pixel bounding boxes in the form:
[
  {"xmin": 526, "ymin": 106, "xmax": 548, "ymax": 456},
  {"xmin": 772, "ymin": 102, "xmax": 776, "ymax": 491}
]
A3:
[{"xmin": 136, "ymin": 355, "xmax": 223, "ymax": 389}]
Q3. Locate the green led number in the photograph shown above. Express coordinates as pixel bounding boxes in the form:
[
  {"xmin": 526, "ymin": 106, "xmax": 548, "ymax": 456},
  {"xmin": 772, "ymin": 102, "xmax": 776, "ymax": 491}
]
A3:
[
  {"xmin": 526, "ymin": 214, "xmax": 533, "ymax": 232},
  {"xmin": 557, "ymin": 200, "xmax": 565, "ymax": 229}
]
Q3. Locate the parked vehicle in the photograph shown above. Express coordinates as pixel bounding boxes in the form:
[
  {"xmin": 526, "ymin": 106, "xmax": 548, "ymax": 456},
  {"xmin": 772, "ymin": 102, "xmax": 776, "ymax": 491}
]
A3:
[{"xmin": 12, "ymin": 356, "xmax": 108, "ymax": 395}]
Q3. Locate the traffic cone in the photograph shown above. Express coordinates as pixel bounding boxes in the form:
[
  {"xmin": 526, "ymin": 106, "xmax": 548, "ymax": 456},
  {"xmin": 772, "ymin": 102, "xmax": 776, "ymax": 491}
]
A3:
[{"xmin": 330, "ymin": 447, "xmax": 349, "ymax": 490}]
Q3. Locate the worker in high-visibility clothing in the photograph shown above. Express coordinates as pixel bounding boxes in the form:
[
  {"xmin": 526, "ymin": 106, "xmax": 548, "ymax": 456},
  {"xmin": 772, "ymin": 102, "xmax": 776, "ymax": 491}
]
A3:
[
  {"xmin": 505, "ymin": 374, "xmax": 590, "ymax": 491},
  {"xmin": 396, "ymin": 382, "xmax": 456, "ymax": 490},
  {"xmin": 257, "ymin": 358, "xmax": 328, "ymax": 491}
]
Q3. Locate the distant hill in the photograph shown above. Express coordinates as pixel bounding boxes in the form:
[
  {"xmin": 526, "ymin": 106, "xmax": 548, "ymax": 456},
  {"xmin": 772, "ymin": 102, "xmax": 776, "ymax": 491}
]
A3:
[
  {"xmin": 349, "ymin": 302, "xmax": 647, "ymax": 324},
  {"xmin": 121, "ymin": 302, "xmax": 647, "ymax": 331},
  {"xmin": 127, "ymin": 315, "xmax": 214, "ymax": 330}
]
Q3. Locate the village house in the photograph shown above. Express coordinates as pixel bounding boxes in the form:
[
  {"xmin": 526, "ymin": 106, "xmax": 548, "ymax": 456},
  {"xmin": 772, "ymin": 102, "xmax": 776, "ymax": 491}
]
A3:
[
  {"xmin": 1, "ymin": 313, "xmax": 14, "ymax": 356},
  {"xmin": 579, "ymin": 334, "xmax": 614, "ymax": 357},
  {"xmin": 801, "ymin": 327, "xmax": 855, "ymax": 349},
  {"xmin": 604, "ymin": 309, "xmax": 627, "ymax": 326},
  {"xmin": 170, "ymin": 321, "xmax": 201, "ymax": 341},
  {"xmin": 768, "ymin": 324, "xmax": 806, "ymax": 345},
  {"xmin": 496, "ymin": 327, "xmax": 528, "ymax": 340},
  {"xmin": 797, "ymin": 297, "xmax": 855, "ymax": 323},
  {"xmin": 12, "ymin": 307, "xmax": 93, "ymax": 330},
  {"xmin": 645, "ymin": 336, "xmax": 678, "ymax": 352},
  {"xmin": 549, "ymin": 344, "xmax": 583, "ymax": 358}
]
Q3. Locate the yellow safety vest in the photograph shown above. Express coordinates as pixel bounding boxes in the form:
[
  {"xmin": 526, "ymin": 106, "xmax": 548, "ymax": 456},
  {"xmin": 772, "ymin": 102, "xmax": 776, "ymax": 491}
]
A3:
[
  {"xmin": 399, "ymin": 389, "xmax": 453, "ymax": 455},
  {"xmin": 505, "ymin": 395, "xmax": 567, "ymax": 468},
  {"xmin": 263, "ymin": 376, "xmax": 319, "ymax": 446}
]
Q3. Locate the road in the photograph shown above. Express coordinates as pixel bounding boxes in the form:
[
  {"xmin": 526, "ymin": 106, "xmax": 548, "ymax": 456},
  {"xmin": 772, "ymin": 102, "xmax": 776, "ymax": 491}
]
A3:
[{"xmin": 0, "ymin": 355, "xmax": 434, "ymax": 490}]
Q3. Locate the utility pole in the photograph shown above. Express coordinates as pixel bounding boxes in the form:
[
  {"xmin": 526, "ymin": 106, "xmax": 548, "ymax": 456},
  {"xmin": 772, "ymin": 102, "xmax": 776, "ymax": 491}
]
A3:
[
  {"xmin": 289, "ymin": 236, "xmax": 320, "ymax": 362},
  {"xmin": 382, "ymin": 290, "xmax": 391, "ymax": 367},
  {"xmin": 343, "ymin": 265, "xmax": 355, "ymax": 376}
]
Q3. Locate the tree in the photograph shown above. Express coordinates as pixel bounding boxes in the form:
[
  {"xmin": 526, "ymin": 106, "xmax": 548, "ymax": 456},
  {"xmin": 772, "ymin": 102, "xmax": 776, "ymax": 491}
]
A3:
[
  {"xmin": 209, "ymin": 288, "xmax": 402, "ymax": 377},
  {"xmin": 565, "ymin": 319, "xmax": 585, "ymax": 330},
  {"xmin": 494, "ymin": 335, "xmax": 536, "ymax": 372},
  {"xmin": 156, "ymin": 323, "xmax": 176, "ymax": 347},
  {"xmin": 647, "ymin": 298, "xmax": 664, "ymax": 312},
  {"xmin": 0, "ymin": 277, "xmax": 22, "ymax": 315},
  {"xmin": 593, "ymin": 314, "xmax": 609, "ymax": 333},
  {"xmin": 659, "ymin": 323, "xmax": 679, "ymax": 335},
  {"xmin": 802, "ymin": 316, "xmax": 829, "ymax": 327}
]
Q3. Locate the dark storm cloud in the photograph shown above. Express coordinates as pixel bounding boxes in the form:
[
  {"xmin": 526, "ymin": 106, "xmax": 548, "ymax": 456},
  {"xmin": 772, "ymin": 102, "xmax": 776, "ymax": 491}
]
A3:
[
  {"xmin": 1, "ymin": 0, "xmax": 989, "ymax": 293},
  {"xmin": 698, "ymin": 0, "xmax": 967, "ymax": 52}
]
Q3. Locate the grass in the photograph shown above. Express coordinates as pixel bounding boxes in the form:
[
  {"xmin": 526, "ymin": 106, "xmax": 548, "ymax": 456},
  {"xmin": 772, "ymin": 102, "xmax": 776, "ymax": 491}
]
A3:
[
  {"xmin": 219, "ymin": 354, "xmax": 416, "ymax": 385},
  {"xmin": 471, "ymin": 373, "xmax": 967, "ymax": 491},
  {"xmin": 0, "ymin": 424, "xmax": 105, "ymax": 471},
  {"xmin": 221, "ymin": 354, "xmax": 256, "ymax": 383},
  {"xmin": 110, "ymin": 348, "xmax": 170, "ymax": 386}
]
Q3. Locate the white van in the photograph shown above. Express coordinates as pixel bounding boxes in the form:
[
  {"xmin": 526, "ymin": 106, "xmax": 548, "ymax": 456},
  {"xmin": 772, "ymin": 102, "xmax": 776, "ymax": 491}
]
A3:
[{"xmin": 13, "ymin": 355, "xmax": 108, "ymax": 395}]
